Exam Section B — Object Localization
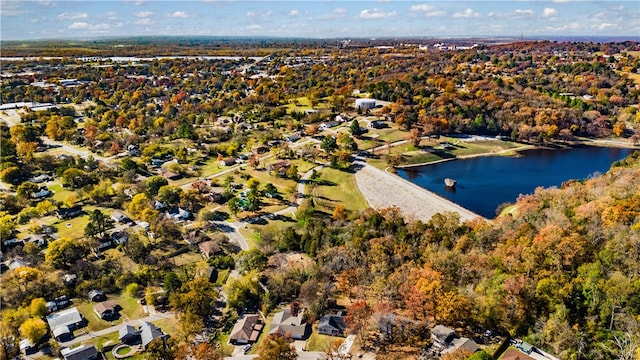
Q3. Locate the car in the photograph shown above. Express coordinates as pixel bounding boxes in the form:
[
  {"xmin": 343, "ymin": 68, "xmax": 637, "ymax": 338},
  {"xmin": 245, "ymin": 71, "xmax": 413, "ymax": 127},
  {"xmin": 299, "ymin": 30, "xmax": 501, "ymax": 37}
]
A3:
[{"xmin": 242, "ymin": 344, "xmax": 252, "ymax": 354}]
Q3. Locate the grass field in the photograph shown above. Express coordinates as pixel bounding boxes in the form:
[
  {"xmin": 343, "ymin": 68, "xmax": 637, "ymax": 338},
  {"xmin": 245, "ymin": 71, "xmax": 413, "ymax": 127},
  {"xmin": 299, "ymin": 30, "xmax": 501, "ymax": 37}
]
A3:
[
  {"xmin": 311, "ymin": 167, "xmax": 367, "ymax": 213},
  {"xmin": 305, "ymin": 332, "xmax": 343, "ymax": 352},
  {"xmin": 74, "ymin": 293, "xmax": 146, "ymax": 332}
]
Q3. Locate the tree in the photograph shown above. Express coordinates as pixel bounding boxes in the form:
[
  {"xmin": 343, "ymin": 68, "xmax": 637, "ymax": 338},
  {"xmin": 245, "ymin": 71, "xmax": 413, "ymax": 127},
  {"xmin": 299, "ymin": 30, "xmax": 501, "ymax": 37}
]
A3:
[
  {"xmin": 145, "ymin": 176, "xmax": 169, "ymax": 197},
  {"xmin": 263, "ymin": 183, "xmax": 278, "ymax": 197},
  {"xmin": 170, "ymin": 277, "xmax": 219, "ymax": 318},
  {"xmin": 228, "ymin": 197, "xmax": 241, "ymax": 218},
  {"xmin": 321, "ymin": 136, "xmax": 338, "ymax": 153},
  {"xmin": 128, "ymin": 193, "xmax": 152, "ymax": 218},
  {"xmin": 236, "ymin": 249, "xmax": 268, "ymax": 274},
  {"xmin": 332, "ymin": 204, "xmax": 347, "ymax": 221},
  {"xmin": 256, "ymin": 334, "xmax": 297, "ymax": 360},
  {"xmin": 225, "ymin": 271, "xmax": 263, "ymax": 312},
  {"xmin": 349, "ymin": 119, "xmax": 363, "ymax": 136},
  {"xmin": 146, "ymin": 337, "xmax": 177, "ymax": 360},
  {"xmin": 175, "ymin": 343, "xmax": 223, "ymax": 360},
  {"xmin": 45, "ymin": 238, "xmax": 90, "ymax": 269},
  {"xmin": 28, "ymin": 298, "xmax": 47, "ymax": 318},
  {"xmin": 345, "ymin": 300, "xmax": 373, "ymax": 343},
  {"xmin": 84, "ymin": 209, "xmax": 115, "ymax": 239},
  {"xmin": 286, "ymin": 164, "xmax": 299, "ymax": 180},
  {"xmin": 61, "ymin": 168, "xmax": 89, "ymax": 188},
  {"xmin": 157, "ymin": 185, "xmax": 183, "ymax": 207},
  {"xmin": 19, "ymin": 317, "xmax": 47, "ymax": 344},
  {"xmin": 0, "ymin": 166, "xmax": 22, "ymax": 184}
]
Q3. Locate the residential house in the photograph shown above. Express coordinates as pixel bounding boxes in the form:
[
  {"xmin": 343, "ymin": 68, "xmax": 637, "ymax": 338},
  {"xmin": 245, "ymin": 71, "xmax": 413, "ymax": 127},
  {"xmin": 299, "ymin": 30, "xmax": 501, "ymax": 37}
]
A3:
[
  {"xmin": 139, "ymin": 321, "xmax": 167, "ymax": 349},
  {"xmin": 111, "ymin": 231, "xmax": 129, "ymax": 246},
  {"xmin": 19, "ymin": 339, "xmax": 37, "ymax": 355},
  {"xmin": 220, "ymin": 157, "xmax": 238, "ymax": 167},
  {"xmin": 229, "ymin": 314, "xmax": 263, "ymax": 345},
  {"xmin": 118, "ymin": 325, "xmax": 139, "ymax": 345},
  {"xmin": 499, "ymin": 348, "xmax": 537, "ymax": 360},
  {"xmin": 110, "ymin": 211, "xmax": 130, "ymax": 224},
  {"xmin": 318, "ymin": 314, "xmax": 347, "ymax": 337},
  {"xmin": 269, "ymin": 308, "xmax": 309, "ymax": 340},
  {"xmin": 431, "ymin": 325, "xmax": 478, "ymax": 356},
  {"xmin": 46, "ymin": 307, "xmax": 84, "ymax": 342},
  {"xmin": 88, "ymin": 289, "xmax": 106, "ymax": 302},
  {"xmin": 7, "ymin": 258, "xmax": 28, "ymax": 270},
  {"xmin": 267, "ymin": 161, "xmax": 290, "ymax": 176},
  {"xmin": 61, "ymin": 344, "xmax": 100, "ymax": 360},
  {"xmin": 319, "ymin": 121, "xmax": 339, "ymax": 131},
  {"xmin": 198, "ymin": 241, "xmax": 222, "ymax": 259},
  {"xmin": 252, "ymin": 146, "xmax": 269, "ymax": 155},
  {"xmin": 367, "ymin": 120, "xmax": 386, "ymax": 129},
  {"xmin": 33, "ymin": 188, "xmax": 52, "ymax": 199},
  {"xmin": 162, "ymin": 171, "xmax": 182, "ymax": 181},
  {"xmin": 93, "ymin": 300, "xmax": 120, "ymax": 320},
  {"xmin": 30, "ymin": 174, "xmax": 52, "ymax": 183},
  {"xmin": 57, "ymin": 206, "xmax": 83, "ymax": 220},
  {"xmin": 166, "ymin": 207, "xmax": 191, "ymax": 222}
]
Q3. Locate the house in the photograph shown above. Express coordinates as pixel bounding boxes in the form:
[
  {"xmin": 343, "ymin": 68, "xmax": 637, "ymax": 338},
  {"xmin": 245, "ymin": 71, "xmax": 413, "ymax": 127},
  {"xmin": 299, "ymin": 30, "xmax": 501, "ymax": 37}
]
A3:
[
  {"xmin": 19, "ymin": 338, "xmax": 37, "ymax": 355},
  {"xmin": 229, "ymin": 314, "xmax": 263, "ymax": 345},
  {"xmin": 153, "ymin": 201, "xmax": 167, "ymax": 210},
  {"xmin": 162, "ymin": 171, "xmax": 182, "ymax": 181},
  {"xmin": 94, "ymin": 237, "xmax": 113, "ymax": 251},
  {"xmin": 93, "ymin": 300, "xmax": 120, "ymax": 320},
  {"xmin": 139, "ymin": 321, "xmax": 167, "ymax": 349},
  {"xmin": 127, "ymin": 144, "xmax": 140, "ymax": 156},
  {"xmin": 118, "ymin": 325, "xmax": 139, "ymax": 345},
  {"xmin": 269, "ymin": 308, "xmax": 309, "ymax": 340},
  {"xmin": 252, "ymin": 146, "xmax": 269, "ymax": 155},
  {"xmin": 111, "ymin": 231, "xmax": 129, "ymax": 245},
  {"xmin": 220, "ymin": 157, "xmax": 238, "ymax": 166},
  {"xmin": 30, "ymin": 174, "xmax": 52, "ymax": 183},
  {"xmin": 24, "ymin": 234, "xmax": 47, "ymax": 247},
  {"xmin": 319, "ymin": 121, "xmax": 339, "ymax": 131},
  {"xmin": 57, "ymin": 206, "xmax": 83, "ymax": 220},
  {"xmin": 318, "ymin": 314, "xmax": 347, "ymax": 337},
  {"xmin": 367, "ymin": 120, "xmax": 386, "ymax": 129},
  {"xmin": 110, "ymin": 211, "xmax": 130, "ymax": 223},
  {"xmin": 7, "ymin": 257, "xmax": 28, "ymax": 270},
  {"xmin": 88, "ymin": 289, "xmax": 106, "ymax": 302},
  {"xmin": 166, "ymin": 207, "xmax": 191, "ymax": 221},
  {"xmin": 33, "ymin": 188, "xmax": 52, "ymax": 199},
  {"xmin": 46, "ymin": 307, "xmax": 84, "ymax": 342},
  {"xmin": 499, "ymin": 348, "xmax": 536, "ymax": 360},
  {"xmin": 61, "ymin": 344, "xmax": 100, "ymax": 360},
  {"xmin": 431, "ymin": 325, "xmax": 478, "ymax": 356},
  {"xmin": 267, "ymin": 161, "xmax": 290, "ymax": 176},
  {"xmin": 198, "ymin": 241, "xmax": 222, "ymax": 259},
  {"xmin": 284, "ymin": 134, "xmax": 301, "ymax": 143}
]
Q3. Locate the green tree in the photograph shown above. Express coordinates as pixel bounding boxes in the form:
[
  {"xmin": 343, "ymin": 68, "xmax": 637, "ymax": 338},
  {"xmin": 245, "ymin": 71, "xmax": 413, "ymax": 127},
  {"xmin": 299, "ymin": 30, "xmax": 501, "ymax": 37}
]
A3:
[
  {"xmin": 256, "ymin": 334, "xmax": 297, "ymax": 360},
  {"xmin": 263, "ymin": 183, "xmax": 278, "ymax": 197},
  {"xmin": 84, "ymin": 209, "xmax": 115, "ymax": 238},
  {"xmin": 19, "ymin": 318, "xmax": 47, "ymax": 344},
  {"xmin": 157, "ymin": 185, "xmax": 183, "ymax": 207},
  {"xmin": 225, "ymin": 271, "xmax": 263, "ymax": 312},
  {"xmin": 236, "ymin": 249, "xmax": 268, "ymax": 275},
  {"xmin": 28, "ymin": 298, "xmax": 47, "ymax": 318},
  {"xmin": 128, "ymin": 193, "xmax": 152, "ymax": 218},
  {"xmin": 145, "ymin": 176, "xmax": 169, "ymax": 197},
  {"xmin": 170, "ymin": 277, "xmax": 219, "ymax": 318},
  {"xmin": 321, "ymin": 136, "xmax": 338, "ymax": 153},
  {"xmin": 349, "ymin": 119, "xmax": 363, "ymax": 136},
  {"xmin": 228, "ymin": 197, "xmax": 241, "ymax": 218},
  {"xmin": 0, "ymin": 166, "xmax": 22, "ymax": 184},
  {"xmin": 16, "ymin": 182, "xmax": 39, "ymax": 200}
]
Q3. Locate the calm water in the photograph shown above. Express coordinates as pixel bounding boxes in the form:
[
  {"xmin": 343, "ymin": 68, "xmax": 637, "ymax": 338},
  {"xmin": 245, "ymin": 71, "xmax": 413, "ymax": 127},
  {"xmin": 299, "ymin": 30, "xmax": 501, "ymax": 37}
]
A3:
[{"xmin": 397, "ymin": 146, "xmax": 634, "ymax": 218}]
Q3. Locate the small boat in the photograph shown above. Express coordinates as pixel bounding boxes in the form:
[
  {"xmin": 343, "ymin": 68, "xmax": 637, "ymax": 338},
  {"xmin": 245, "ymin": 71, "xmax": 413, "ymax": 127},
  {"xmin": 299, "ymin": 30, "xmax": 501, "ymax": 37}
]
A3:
[{"xmin": 444, "ymin": 178, "xmax": 457, "ymax": 188}]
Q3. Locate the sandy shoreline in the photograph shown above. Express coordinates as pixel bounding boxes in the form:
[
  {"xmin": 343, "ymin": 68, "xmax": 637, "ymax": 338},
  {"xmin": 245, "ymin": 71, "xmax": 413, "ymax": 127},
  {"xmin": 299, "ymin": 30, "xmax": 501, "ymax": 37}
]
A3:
[{"xmin": 354, "ymin": 161, "xmax": 483, "ymax": 224}]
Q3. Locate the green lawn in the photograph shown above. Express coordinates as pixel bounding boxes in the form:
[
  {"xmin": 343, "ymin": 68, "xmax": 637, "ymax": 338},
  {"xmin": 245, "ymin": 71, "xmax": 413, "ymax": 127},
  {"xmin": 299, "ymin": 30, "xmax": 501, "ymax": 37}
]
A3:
[
  {"xmin": 73, "ymin": 293, "xmax": 146, "ymax": 332},
  {"xmin": 305, "ymin": 332, "xmax": 344, "ymax": 352},
  {"xmin": 311, "ymin": 167, "xmax": 367, "ymax": 213}
]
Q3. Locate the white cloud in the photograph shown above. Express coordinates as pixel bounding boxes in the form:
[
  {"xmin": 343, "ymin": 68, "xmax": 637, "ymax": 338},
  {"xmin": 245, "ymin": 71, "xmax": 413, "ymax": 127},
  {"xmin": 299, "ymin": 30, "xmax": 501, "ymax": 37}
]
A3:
[
  {"xmin": 358, "ymin": 8, "xmax": 397, "ymax": 19},
  {"xmin": 593, "ymin": 22, "xmax": 615, "ymax": 30},
  {"xmin": 546, "ymin": 22, "xmax": 580, "ymax": 31},
  {"xmin": 288, "ymin": 10, "xmax": 299, "ymax": 16},
  {"xmin": 453, "ymin": 8, "xmax": 480, "ymax": 19},
  {"xmin": 410, "ymin": 4, "xmax": 446, "ymax": 17},
  {"xmin": 1, "ymin": 1, "xmax": 26, "ymax": 16},
  {"xmin": 246, "ymin": 10, "xmax": 271, "ymax": 18},
  {"xmin": 551, "ymin": 0, "xmax": 572, "ymax": 3},
  {"xmin": 68, "ymin": 22, "xmax": 110, "ymax": 31},
  {"xmin": 107, "ymin": 11, "xmax": 118, "ymax": 20},
  {"xmin": 170, "ymin": 11, "xmax": 188, "ymax": 18},
  {"xmin": 135, "ymin": 18, "xmax": 153, "ymax": 25},
  {"xmin": 57, "ymin": 12, "xmax": 88, "ymax": 20},
  {"xmin": 246, "ymin": 24, "xmax": 262, "ymax": 31},
  {"xmin": 543, "ymin": 8, "xmax": 558, "ymax": 18},
  {"xmin": 36, "ymin": 1, "xmax": 56, "ymax": 7},
  {"xmin": 136, "ymin": 11, "xmax": 154, "ymax": 18},
  {"xmin": 515, "ymin": 9, "xmax": 534, "ymax": 16}
]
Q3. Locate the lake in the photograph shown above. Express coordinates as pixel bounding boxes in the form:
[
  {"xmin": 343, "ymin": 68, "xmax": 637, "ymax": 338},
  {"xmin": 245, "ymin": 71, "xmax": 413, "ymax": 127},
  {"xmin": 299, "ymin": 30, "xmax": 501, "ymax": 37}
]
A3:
[{"xmin": 397, "ymin": 146, "xmax": 635, "ymax": 218}]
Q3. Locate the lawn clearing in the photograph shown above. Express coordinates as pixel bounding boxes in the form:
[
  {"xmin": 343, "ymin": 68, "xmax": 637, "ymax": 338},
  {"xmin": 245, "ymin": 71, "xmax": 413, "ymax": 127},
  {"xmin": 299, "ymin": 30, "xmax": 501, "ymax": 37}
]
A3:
[
  {"xmin": 305, "ymin": 332, "xmax": 343, "ymax": 352},
  {"xmin": 312, "ymin": 167, "xmax": 367, "ymax": 213}
]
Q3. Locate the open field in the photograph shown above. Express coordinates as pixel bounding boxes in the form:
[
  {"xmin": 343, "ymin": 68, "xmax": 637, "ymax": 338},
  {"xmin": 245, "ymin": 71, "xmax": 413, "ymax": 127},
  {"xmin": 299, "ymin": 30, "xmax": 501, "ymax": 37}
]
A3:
[
  {"xmin": 305, "ymin": 332, "xmax": 343, "ymax": 352},
  {"xmin": 311, "ymin": 167, "xmax": 367, "ymax": 213}
]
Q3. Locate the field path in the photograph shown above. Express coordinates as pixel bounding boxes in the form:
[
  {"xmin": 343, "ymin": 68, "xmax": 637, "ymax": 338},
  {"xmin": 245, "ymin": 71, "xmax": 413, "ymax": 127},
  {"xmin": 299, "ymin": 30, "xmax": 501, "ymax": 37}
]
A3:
[{"xmin": 354, "ymin": 160, "xmax": 483, "ymax": 223}]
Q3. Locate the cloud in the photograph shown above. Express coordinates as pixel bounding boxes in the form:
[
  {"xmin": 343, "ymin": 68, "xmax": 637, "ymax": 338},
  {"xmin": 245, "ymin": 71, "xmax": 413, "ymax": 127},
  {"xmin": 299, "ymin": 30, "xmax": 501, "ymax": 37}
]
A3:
[
  {"xmin": 592, "ymin": 22, "xmax": 615, "ymax": 30},
  {"xmin": 246, "ymin": 24, "xmax": 262, "ymax": 31},
  {"xmin": 410, "ymin": 4, "xmax": 446, "ymax": 17},
  {"xmin": 170, "ymin": 11, "xmax": 188, "ymax": 18},
  {"xmin": 135, "ymin": 18, "xmax": 153, "ymax": 25},
  {"xmin": 135, "ymin": 11, "xmax": 154, "ymax": 18},
  {"xmin": 68, "ymin": 22, "xmax": 110, "ymax": 31},
  {"xmin": 550, "ymin": 0, "xmax": 572, "ymax": 3},
  {"xmin": 57, "ymin": 12, "xmax": 88, "ymax": 20},
  {"xmin": 123, "ymin": 0, "xmax": 146, "ymax": 5},
  {"xmin": 1, "ymin": 1, "xmax": 26, "ymax": 16},
  {"xmin": 545, "ymin": 22, "xmax": 580, "ymax": 31},
  {"xmin": 453, "ymin": 8, "xmax": 480, "ymax": 19},
  {"xmin": 107, "ymin": 11, "xmax": 118, "ymax": 20},
  {"xmin": 543, "ymin": 8, "xmax": 558, "ymax": 18},
  {"xmin": 36, "ymin": 1, "xmax": 56, "ymax": 7},
  {"xmin": 515, "ymin": 9, "xmax": 534, "ymax": 16},
  {"xmin": 246, "ymin": 10, "xmax": 271, "ymax": 17},
  {"xmin": 288, "ymin": 10, "xmax": 299, "ymax": 16},
  {"xmin": 358, "ymin": 8, "xmax": 397, "ymax": 19}
]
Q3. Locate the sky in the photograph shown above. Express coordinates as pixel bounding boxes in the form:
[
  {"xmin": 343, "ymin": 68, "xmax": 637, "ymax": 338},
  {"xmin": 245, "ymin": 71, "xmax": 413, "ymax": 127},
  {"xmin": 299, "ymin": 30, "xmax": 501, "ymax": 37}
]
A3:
[{"xmin": 1, "ymin": 1, "xmax": 639, "ymax": 41}]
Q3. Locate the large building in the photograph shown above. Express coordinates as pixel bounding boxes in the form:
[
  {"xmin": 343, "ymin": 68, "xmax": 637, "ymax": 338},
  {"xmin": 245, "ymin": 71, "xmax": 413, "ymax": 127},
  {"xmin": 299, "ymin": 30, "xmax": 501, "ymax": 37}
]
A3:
[{"xmin": 355, "ymin": 98, "xmax": 376, "ymax": 110}]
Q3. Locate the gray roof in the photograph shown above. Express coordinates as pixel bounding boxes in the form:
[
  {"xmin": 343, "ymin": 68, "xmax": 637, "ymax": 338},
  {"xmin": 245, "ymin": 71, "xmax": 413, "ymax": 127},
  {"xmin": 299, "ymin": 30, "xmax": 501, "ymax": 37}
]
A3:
[
  {"xmin": 269, "ymin": 309, "xmax": 308, "ymax": 339},
  {"xmin": 318, "ymin": 314, "xmax": 346, "ymax": 334},
  {"xmin": 441, "ymin": 337, "xmax": 479, "ymax": 355},
  {"xmin": 118, "ymin": 325, "xmax": 138, "ymax": 340},
  {"xmin": 52, "ymin": 326, "xmax": 71, "ymax": 338},
  {"xmin": 61, "ymin": 344, "xmax": 99, "ymax": 360},
  {"xmin": 229, "ymin": 314, "xmax": 262, "ymax": 343},
  {"xmin": 140, "ymin": 321, "xmax": 165, "ymax": 347},
  {"xmin": 46, "ymin": 307, "xmax": 82, "ymax": 330},
  {"xmin": 432, "ymin": 325, "xmax": 456, "ymax": 344}
]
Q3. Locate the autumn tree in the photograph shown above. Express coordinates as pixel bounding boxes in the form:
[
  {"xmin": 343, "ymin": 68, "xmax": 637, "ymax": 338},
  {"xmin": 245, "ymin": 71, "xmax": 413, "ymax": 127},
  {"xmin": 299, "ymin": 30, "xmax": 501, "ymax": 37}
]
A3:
[
  {"xmin": 84, "ymin": 209, "xmax": 115, "ymax": 239},
  {"xmin": 256, "ymin": 334, "xmax": 297, "ymax": 360},
  {"xmin": 45, "ymin": 238, "xmax": 91, "ymax": 269},
  {"xmin": 345, "ymin": 300, "xmax": 373, "ymax": 343},
  {"xmin": 19, "ymin": 318, "xmax": 47, "ymax": 344}
]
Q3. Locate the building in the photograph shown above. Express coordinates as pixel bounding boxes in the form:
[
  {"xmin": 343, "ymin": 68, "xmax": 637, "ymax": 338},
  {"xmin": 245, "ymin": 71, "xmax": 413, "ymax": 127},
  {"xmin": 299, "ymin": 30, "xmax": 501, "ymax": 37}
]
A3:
[
  {"xmin": 198, "ymin": 241, "xmax": 222, "ymax": 259},
  {"xmin": 318, "ymin": 314, "xmax": 347, "ymax": 337},
  {"xmin": 229, "ymin": 314, "xmax": 263, "ymax": 345},
  {"xmin": 57, "ymin": 206, "xmax": 83, "ymax": 220},
  {"xmin": 269, "ymin": 309, "xmax": 309, "ymax": 340},
  {"xmin": 88, "ymin": 289, "xmax": 106, "ymax": 302},
  {"xmin": 431, "ymin": 325, "xmax": 478, "ymax": 356},
  {"xmin": 46, "ymin": 307, "xmax": 84, "ymax": 342},
  {"xmin": 118, "ymin": 325, "xmax": 139, "ymax": 344},
  {"xmin": 355, "ymin": 98, "xmax": 376, "ymax": 110},
  {"xmin": 139, "ymin": 321, "xmax": 167, "ymax": 349},
  {"xmin": 166, "ymin": 207, "xmax": 191, "ymax": 221},
  {"xmin": 110, "ymin": 211, "xmax": 130, "ymax": 223},
  {"xmin": 93, "ymin": 300, "xmax": 120, "ymax": 320},
  {"xmin": 61, "ymin": 344, "xmax": 100, "ymax": 360}
]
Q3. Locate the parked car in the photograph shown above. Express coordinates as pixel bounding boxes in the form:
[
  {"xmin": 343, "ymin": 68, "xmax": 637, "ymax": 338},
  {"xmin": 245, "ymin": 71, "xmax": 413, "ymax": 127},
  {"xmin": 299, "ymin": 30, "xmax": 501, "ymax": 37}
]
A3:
[{"xmin": 242, "ymin": 345, "xmax": 252, "ymax": 354}]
